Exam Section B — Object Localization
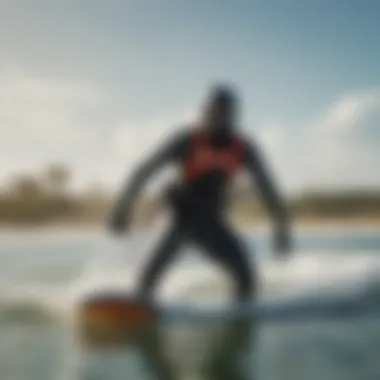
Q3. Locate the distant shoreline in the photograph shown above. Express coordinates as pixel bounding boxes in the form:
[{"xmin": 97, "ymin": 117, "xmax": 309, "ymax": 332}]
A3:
[{"xmin": 1, "ymin": 216, "xmax": 380, "ymax": 234}]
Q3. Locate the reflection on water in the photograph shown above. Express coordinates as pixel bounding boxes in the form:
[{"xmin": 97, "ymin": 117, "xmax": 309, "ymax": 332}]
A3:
[{"xmin": 0, "ymin": 228, "xmax": 380, "ymax": 380}]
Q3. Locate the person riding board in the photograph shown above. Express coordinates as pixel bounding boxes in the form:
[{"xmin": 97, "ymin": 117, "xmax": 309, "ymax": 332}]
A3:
[{"xmin": 109, "ymin": 84, "xmax": 291, "ymax": 302}]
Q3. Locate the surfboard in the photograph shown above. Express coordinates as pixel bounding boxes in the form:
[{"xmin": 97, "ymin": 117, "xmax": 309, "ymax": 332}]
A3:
[
  {"xmin": 73, "ymin": 286, "xmax": 380, "ymax": 379},
  {"xmin": 77, "ymin": 286, "xmax": 379, "ymax": 329}
]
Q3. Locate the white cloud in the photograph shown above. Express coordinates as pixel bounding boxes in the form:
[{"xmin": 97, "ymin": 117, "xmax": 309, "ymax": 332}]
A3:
[
  {"xmin": 112, "ymin": 108, "xmax": 196, "ymax": 160},
  {"xmin": 312, "ymin": 90, "xmax": 380, "ymax": 136},
  {"xmin": 0, "ymin": 66, "xmax": 101, "ymax": 135},
  {"xmin": 0, "ymin": 66, "xmax": 197, "ymax": 192},
  {"xmin": 307, "ymin": 90, "xmax": 380, "ymax": 189},
  {"xmin": 257, "ymin": 89, "xmax": 380, "ymax": 192},
  {"xmin": 0, "ymin": 66, "xmax": 108, "ymax": 188},
  {"xmin": 110, "ymin": 108, "xmax": 196, "ymax": 193},
  {"xmin": 257, "ymin": 122, "xmax": 284, "ymax": 156}
]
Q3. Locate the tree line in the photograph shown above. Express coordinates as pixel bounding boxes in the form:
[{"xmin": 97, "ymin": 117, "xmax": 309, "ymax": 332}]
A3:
[
  {"xmin": 1, "ymin": 164, "xmax": 380, "ymax": 225},
  {"xmin": 0, "ymin": 164, "xmax": 109, "ymax": 224}
]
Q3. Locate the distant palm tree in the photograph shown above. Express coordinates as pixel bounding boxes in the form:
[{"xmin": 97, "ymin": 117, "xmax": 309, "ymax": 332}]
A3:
[
  {"xmin": 43, "ymin": 163, "xmax": 71, "ymax": 196},
  {"xmin": 11, "ymin": 175, "xmax": 42, "ymax": 199}
]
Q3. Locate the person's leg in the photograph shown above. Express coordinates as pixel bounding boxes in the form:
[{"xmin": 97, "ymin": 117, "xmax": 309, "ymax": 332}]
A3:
[
  {"xmin": 189, "ymin": 216, "xmax": 255, "ymax": 300},
  {"xmin": 138, "ymin": 222, "xmax": 185, "ymax": 298},
  {"xmin": 189, "ymin": 217, "xmax": 257, "ymax": 379},
  {"xmin": 136, "ymin": 221, "xmax": 186, "ymax": 380}
]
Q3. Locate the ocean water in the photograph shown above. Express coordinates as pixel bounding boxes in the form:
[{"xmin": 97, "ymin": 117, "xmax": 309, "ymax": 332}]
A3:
[{"xmin": 0, "ymin": 224, "xmax": 380, "ymax": 380}]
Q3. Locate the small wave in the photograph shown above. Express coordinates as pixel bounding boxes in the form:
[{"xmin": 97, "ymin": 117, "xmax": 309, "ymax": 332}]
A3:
[
  {"xmin": 0, "ymin": 299, "xmax": 59, "ymax": 324},
  {"xmin": 364, "ymin": 277, "xmax": 380, "ymax": 299},
  {"xmin": 1, "ymin": 249, "xmax": 380, "ymax": 325},
  {"xmin": 0, "ymin": 284, "xmax": 72, "ymax": 325}
]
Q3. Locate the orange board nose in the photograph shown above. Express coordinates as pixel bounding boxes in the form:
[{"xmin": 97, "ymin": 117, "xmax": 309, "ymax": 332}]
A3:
[{"xmin": 78, "ymin": 296, "xmax": 158, "ymax": 348}]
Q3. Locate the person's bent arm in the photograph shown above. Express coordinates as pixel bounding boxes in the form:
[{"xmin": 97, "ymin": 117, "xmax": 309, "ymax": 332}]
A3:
[
  {"xmin": 109, "ymin": 131, "xmax": 187, "ymax": 232},
  {"xmin": 243, "ymin": 138, "xmax": 291, "ymax": 253}
]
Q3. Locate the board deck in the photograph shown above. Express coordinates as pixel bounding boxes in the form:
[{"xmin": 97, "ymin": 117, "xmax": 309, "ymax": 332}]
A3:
[{"xmin": 78, "ymin": 287, "xmax": 380, "ymax": 324}]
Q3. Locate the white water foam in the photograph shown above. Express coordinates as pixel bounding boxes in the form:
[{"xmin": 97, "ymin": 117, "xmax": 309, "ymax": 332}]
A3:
[{"xmin": 1, "ymin": 247, "xmax": 380, "ymax": 325}]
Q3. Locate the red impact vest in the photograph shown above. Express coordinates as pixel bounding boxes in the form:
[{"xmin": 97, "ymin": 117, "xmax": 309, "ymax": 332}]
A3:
[{"xmin": 182, "ymin": 132, "xmax": 245, "ymax": 181}]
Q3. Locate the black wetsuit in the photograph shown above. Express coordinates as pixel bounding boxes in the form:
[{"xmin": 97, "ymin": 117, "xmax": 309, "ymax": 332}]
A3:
[{"xmin": 111, "ymin": 128, "xmax": 287, "ymax": 301}]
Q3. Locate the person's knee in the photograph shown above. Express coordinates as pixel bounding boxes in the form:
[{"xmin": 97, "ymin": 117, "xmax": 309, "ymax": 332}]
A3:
[
  {"xmin": 221, "ymin": 241, "xmax": 255, "ymax": 300},
  {"xmin": 237, "ymin": 267, "xmax": 254, "ymax": 299}
]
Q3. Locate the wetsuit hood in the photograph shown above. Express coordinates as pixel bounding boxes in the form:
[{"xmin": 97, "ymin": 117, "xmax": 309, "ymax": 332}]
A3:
[{"xmin": 204, "ymin": 84, "xmax": 239, "ymax": 139}]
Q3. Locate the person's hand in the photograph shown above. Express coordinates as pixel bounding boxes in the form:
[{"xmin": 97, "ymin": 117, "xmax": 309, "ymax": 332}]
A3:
[
  {"xmin": 273, "ymin": 223, "xmax": 292, "ymax": 258},
  {"xmin": 108, "ymin": 209, "xmax": 130, "ymax": 236}
]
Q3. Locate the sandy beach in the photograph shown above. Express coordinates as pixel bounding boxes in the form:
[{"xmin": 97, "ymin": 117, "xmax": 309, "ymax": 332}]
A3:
[{"xmin": 1, "ymin": 215, "xmax": 380, "ymax": 235}]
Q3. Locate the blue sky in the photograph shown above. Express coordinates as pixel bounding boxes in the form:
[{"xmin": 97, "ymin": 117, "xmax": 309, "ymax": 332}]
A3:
[{"xmin": 1, "ymin": 0, "xmax": 379, "ymax": 192}]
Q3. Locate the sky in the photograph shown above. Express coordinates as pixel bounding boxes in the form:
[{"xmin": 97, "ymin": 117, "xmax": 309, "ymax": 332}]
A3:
[{"xmin": 0, "ymin": 0, "xmax": 379, "ymax": 194}]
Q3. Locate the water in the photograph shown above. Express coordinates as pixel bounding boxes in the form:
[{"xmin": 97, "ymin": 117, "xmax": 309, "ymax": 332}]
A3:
[{"xmin": 0, "ymin": 225, "xmax": 380, "ymax": 380}]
